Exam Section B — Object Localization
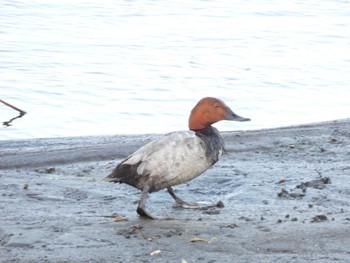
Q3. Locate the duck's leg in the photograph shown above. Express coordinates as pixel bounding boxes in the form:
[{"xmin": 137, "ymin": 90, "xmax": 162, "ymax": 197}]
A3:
[
  {"xmin": 167, "ymin": 186, "xmax": 186, "ymax": 206},
  {"xmin": 167, "ymin": 187, "xmax": 224, "ymax": 209},
  {"xmin": 136, "ymin": 185, "xmax": 155, "ymax": 219}
]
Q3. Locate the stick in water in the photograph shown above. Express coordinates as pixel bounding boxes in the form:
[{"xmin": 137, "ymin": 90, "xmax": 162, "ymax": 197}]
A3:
[
  {"xmin": 0, "ymin": 99, "xmax": 27, "ymax": 127},
  {"xmin": 0, "ymin": 99, "xmax": 27, "ymax": 115}
]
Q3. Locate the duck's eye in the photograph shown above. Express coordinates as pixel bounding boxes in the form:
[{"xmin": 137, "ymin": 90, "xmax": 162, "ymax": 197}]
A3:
[{"xmin": 214, "ymin": 103, "xmax": 220, "ymax": 108}]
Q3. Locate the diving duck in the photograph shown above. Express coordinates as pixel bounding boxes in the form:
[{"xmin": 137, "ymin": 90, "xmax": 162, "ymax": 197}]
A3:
[{"xmin": 103, "ymin": 97, "xmax": 250, "ymax": 219}]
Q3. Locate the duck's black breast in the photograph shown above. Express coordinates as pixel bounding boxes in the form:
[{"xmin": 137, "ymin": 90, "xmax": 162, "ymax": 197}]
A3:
[{"xmin": 195, "ymin": 126, "xmax": 225, "ymax": 165}]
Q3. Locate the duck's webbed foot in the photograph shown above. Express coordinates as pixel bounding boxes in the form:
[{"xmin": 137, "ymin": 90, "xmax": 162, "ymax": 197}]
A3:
[
  {"xmin": 167, "ymin": 187, "xmax": 224, "ymax": 209},
  {"xmin": 173, "ymin": 200, "xmax": 224, "ymax": 209},
  {"xmin": 136, "ymin": 206, "xmax": 156, "ymax": 219},
  {"xmin": 137, "ymin": 185, "xmax": 168, "ymax": 220}
]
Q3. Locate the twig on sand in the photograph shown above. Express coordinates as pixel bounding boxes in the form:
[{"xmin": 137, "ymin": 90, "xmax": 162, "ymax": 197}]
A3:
[{"xmin": 0, "ymin": 99, "xmax": 27, "ymax": 127}]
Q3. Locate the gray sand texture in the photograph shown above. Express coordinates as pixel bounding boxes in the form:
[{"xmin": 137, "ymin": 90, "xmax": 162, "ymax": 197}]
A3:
[{"xmin": 1, "ymin": 119, "xmax": 350, "ymax": 262}]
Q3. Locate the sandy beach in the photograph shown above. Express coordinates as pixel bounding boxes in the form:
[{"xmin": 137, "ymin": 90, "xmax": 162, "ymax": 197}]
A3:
[{"xmin": 1, "ymin": 119, "xmax": 350, "ymax": 263}]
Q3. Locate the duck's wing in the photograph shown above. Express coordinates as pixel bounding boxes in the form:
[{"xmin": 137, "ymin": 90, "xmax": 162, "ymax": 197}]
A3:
[{"xmin": 104, "ymin": 131, "xmax": 220, "ymax": 192}]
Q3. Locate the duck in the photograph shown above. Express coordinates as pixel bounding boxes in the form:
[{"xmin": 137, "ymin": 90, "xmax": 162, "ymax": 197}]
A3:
[{"xmin": 103, "ymin": 97, "xmax": 250, "ymax": 219}]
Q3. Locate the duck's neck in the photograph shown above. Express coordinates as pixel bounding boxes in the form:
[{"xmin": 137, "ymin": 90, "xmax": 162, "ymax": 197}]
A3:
[
  {"xmin": 193, "ymin": 126, "xmax": 224, "ymax": 165},
  {"xmin": 193, "ymin": 126, "xmax": 217, "ymax": 136}
]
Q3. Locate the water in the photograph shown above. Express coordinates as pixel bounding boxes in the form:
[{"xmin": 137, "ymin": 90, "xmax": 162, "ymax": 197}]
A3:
[{"xmin": 1, "ymin": 0, "xmax": 349, "ymax": 140}]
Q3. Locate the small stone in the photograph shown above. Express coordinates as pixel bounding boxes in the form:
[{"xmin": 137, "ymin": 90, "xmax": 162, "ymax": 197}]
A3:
[
  {"xmin": 150, "ymin": 249, "xmax": 161, "ymax": 256},
  {"xmin": 311, "ymin": 215, "xmax": 328, "ymax": 223}
]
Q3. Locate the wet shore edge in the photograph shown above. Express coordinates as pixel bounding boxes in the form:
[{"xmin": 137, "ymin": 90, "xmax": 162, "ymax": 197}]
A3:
[{"xmin": 1, "ymin": 118, "xmax": 349, "ymax": 170}]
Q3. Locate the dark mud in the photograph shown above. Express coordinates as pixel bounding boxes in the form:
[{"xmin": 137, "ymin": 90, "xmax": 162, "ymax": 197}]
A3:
[{"xmin": 1, "ymin": 119, "xmax": 350, "ymax": 262}]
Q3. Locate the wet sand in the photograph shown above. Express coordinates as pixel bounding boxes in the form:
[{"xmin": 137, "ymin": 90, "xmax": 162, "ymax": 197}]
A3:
[{"xmin": 1, "ymin": 119, "xmax": 350, "ymax": 263}]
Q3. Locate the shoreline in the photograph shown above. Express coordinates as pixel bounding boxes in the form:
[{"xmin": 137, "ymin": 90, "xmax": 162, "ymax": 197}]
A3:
[
  {"xmin": 1, "ymin": 118, "xmax": 350, "ymax": 262},
  {"xmin": 1, "ymin": 118, "xmax": 349, "ymax": 169}
]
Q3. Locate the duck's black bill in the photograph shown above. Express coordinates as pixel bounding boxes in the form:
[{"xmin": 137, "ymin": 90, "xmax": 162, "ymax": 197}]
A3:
[{"xmin": 225, "ymin": 108, "xmax": 251, "ymax": 122}]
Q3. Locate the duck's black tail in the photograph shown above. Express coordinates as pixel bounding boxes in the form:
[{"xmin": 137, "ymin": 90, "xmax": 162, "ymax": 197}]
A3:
[{"xmin": 101, "ymin": 166, "xmax": 123, "ymax": 183}]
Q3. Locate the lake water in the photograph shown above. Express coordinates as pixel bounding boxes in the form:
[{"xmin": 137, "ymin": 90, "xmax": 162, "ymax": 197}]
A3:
[{"xmin": 1, "ymin": 0, "xmax": 349, "ymax": 140}]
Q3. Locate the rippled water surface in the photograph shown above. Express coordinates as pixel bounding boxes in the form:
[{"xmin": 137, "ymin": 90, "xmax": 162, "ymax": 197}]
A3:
[{"xmin": 1, "ymin": 0, "xmax": 349, "ymax": 140}]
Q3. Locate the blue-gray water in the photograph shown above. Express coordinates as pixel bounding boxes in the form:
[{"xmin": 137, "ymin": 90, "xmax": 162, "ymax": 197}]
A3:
[{"xmin": 1, "ymin": 0, "xmax": 349, "ymax": 140}]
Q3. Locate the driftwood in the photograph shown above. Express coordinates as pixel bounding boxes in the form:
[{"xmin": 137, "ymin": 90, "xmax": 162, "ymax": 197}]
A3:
[{"xmin": 0, "ymin": 99, "xmax": 27, "ymax": 127}]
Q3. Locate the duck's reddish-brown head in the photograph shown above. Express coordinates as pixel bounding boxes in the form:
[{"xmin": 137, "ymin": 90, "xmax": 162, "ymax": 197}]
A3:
[{"xmin": 188, "ymin": 97, "xmax": 250, "ymax": 131}]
